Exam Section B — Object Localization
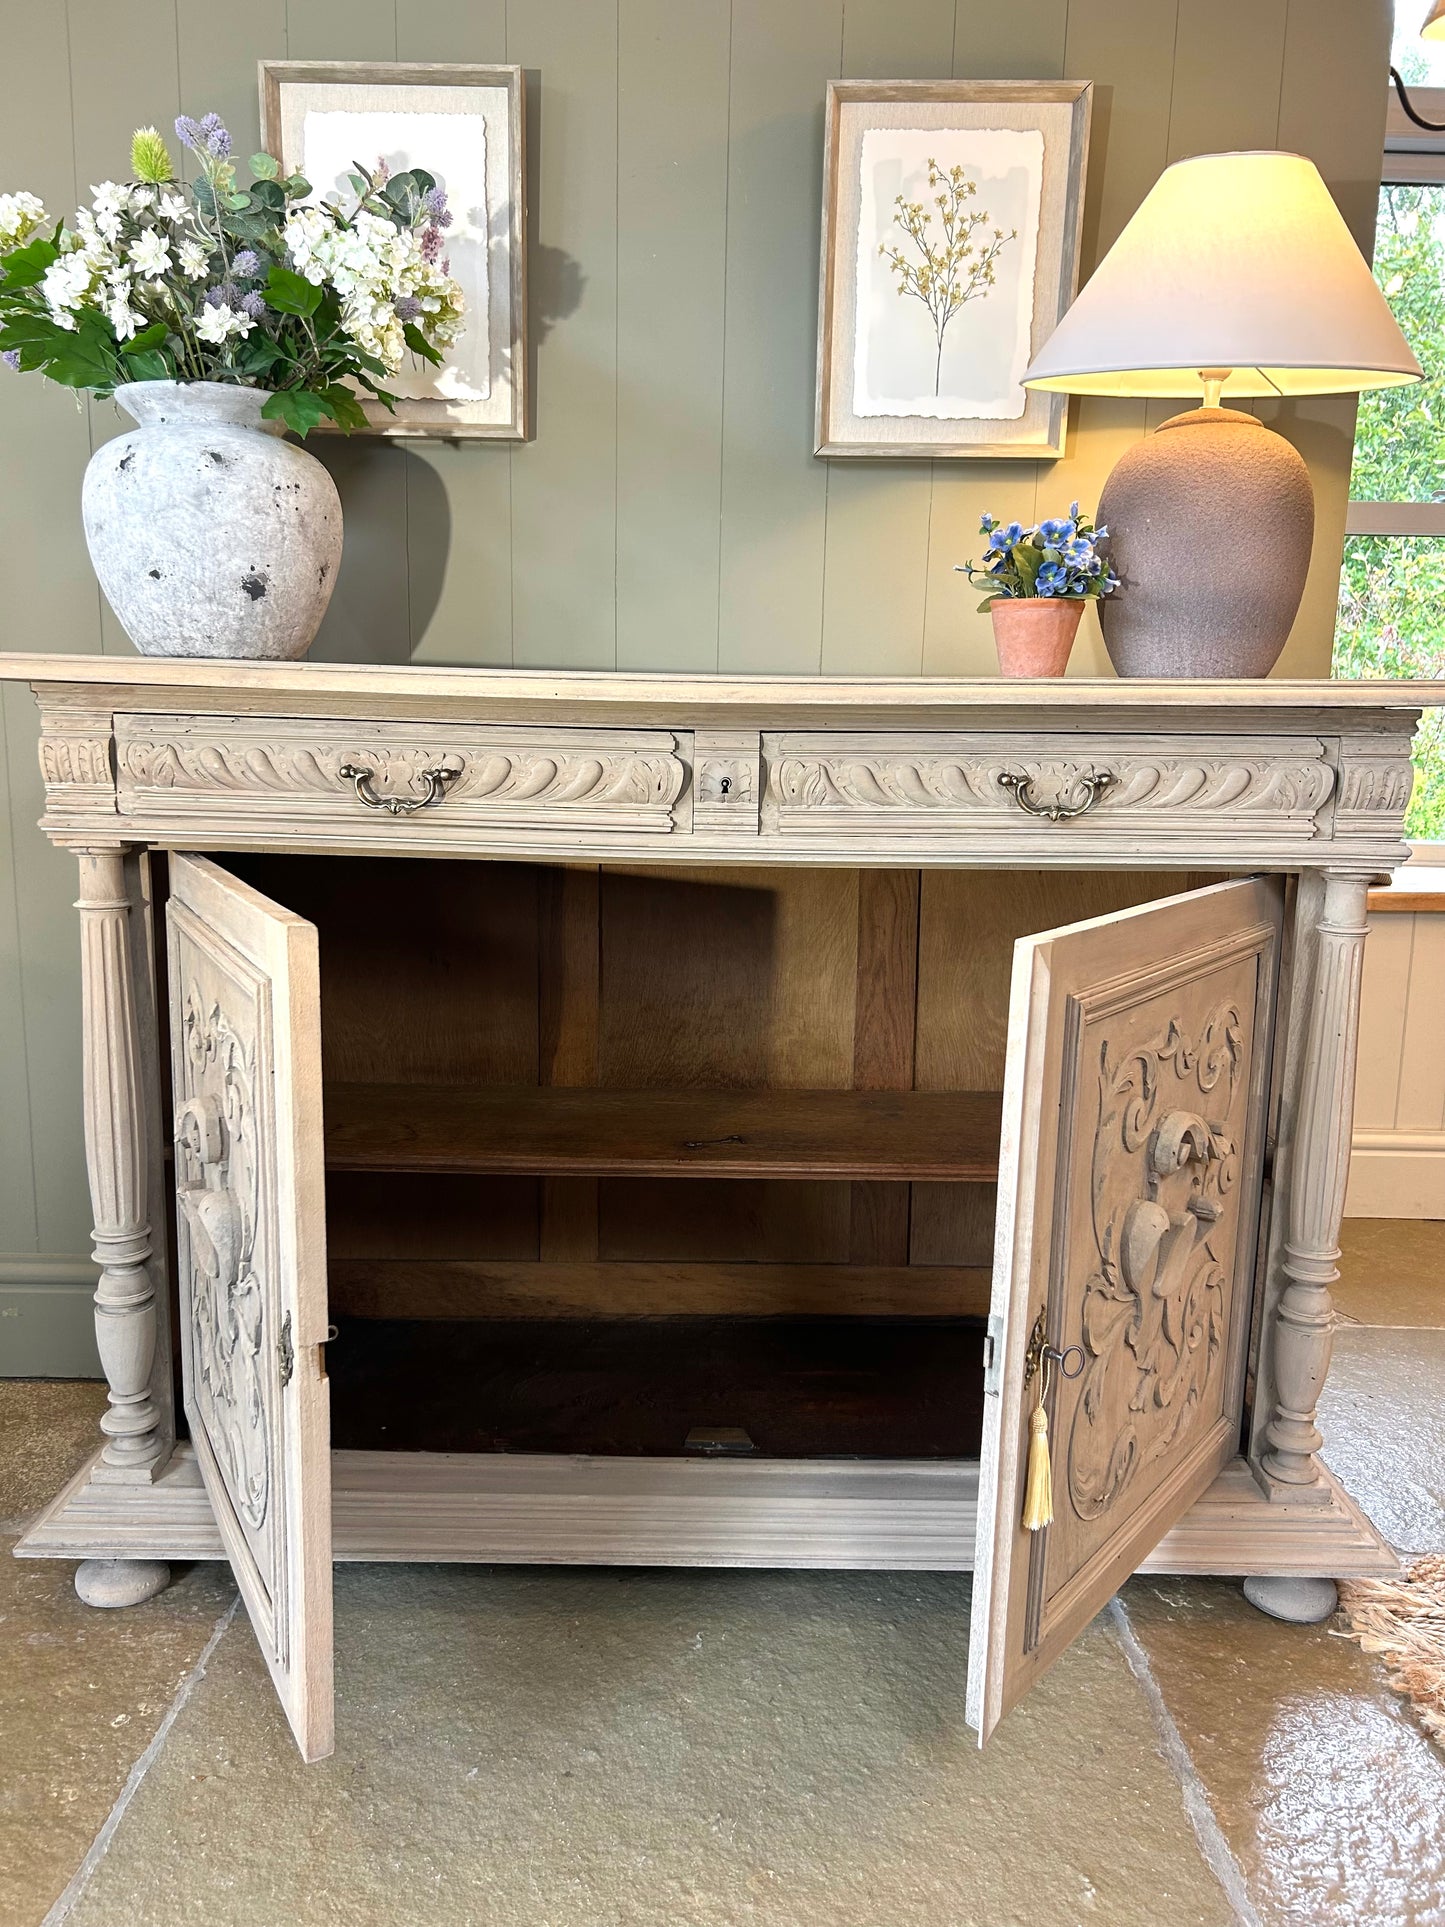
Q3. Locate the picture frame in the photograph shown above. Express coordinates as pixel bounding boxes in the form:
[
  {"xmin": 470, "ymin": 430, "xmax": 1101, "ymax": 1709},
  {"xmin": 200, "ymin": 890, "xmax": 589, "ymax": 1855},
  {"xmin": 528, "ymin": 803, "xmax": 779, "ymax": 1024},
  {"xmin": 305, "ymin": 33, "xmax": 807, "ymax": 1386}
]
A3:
[
  {"xmin": 815, "ymin": 80, "xmax": 1092, "ymax": 460},
  {"xmin": 259, "ymin": 60, "xmax": 527, "ymax": 440}
]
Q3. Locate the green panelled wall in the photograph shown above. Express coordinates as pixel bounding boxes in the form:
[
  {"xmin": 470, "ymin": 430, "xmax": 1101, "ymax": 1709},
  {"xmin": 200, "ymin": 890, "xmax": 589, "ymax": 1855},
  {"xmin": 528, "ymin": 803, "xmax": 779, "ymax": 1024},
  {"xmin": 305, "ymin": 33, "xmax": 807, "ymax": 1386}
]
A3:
[{"xmin": 0, "ymin": 0, "xmax": 1392, "ymax": 1370}]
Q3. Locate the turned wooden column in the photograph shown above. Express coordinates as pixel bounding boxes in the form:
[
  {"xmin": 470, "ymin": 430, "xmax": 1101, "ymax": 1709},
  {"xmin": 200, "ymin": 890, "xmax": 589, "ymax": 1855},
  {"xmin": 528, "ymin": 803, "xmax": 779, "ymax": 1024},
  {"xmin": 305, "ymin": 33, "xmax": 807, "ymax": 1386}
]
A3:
[
  {"xmin": 76, "ymin": 848, "xmax": 165, "ymax": 1483},
  {"xmin": 1261, "ymin": 869, "xmax": 1373, "ymax": 1496}
]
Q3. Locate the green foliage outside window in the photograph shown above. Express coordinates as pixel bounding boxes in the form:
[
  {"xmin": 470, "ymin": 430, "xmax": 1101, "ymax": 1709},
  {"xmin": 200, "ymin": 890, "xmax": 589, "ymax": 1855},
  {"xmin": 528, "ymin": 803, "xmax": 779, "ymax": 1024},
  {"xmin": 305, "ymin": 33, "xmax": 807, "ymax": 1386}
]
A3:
[{"xmin": 1333, "ymin": 182, "xmax": 1445, "ymax": 840}]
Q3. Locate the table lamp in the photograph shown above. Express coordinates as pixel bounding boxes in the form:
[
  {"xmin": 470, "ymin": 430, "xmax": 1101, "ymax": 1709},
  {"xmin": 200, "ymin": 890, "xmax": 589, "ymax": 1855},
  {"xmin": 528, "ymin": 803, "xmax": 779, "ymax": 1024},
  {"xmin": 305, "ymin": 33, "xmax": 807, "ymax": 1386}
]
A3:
[{"xmin": 1022, "ymin": 151, "xmax": 1421, "ymax": 677}]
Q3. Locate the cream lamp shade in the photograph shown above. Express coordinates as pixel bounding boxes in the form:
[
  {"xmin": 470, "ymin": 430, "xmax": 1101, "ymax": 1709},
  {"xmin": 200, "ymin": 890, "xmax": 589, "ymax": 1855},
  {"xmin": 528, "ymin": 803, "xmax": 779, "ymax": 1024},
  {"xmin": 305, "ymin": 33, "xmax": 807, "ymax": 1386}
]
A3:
[
  {"xmin": 1423, "ymin": 0, "xmax": 1445, "ymax": 40},
  {"xmin": 1022, "ymin": 150, "xmax": 1421, "ymax": 400}
]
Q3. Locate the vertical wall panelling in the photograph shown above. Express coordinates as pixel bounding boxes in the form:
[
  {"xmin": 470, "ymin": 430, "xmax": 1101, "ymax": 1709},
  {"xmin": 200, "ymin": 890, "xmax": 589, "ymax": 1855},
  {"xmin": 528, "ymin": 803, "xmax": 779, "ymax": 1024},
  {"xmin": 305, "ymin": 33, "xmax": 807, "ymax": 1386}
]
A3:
[
  {"xmin": 1347, "ymin": 901, "xmax": 1445, "ymax": 1217},
  {"xmin": 507, "ymin": 0, "xmax": 620, "ymax": 669},
  {"xmin": 716, "ymin": 0, "xmax": 843, "ymax": 673},
  {"xmin": 397, "ymin": 1, "xmax": 515, "ymax": 667},
  {"xmin": 919, "ymin": 0, "xmax": 1070, "ymax": 676},
  {"xmin": 0, "ymin": 2, "xmax": 97, "ymax": 1312},
  {"xmin": 68, "ymin": 0, "xmax": 184, "ymax": 655},
  {"xmin": 818, "ymin": 0, "xmax": 954, "ymax": 678},
  {"xmin": 615, "ymin": 0, "xmax": 731, "ymax": 671}
]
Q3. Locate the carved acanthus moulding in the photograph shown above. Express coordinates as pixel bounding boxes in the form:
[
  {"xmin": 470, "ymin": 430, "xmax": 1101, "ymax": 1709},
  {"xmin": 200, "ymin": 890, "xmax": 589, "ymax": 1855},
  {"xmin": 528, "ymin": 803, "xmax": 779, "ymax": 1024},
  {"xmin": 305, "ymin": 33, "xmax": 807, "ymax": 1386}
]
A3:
[
  {"xmin": 767, "ymin": 735, "xmax": 1336, "ymax": 838},
  {"xmin": 117, "ymin": 722, "xmax": 687, "ymax": 827}
]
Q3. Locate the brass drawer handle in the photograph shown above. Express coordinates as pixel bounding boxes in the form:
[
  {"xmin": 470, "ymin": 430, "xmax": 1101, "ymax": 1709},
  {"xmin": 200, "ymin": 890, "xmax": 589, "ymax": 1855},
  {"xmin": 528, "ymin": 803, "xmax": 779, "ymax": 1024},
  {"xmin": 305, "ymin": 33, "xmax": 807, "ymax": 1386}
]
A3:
[
  {"xmin": 997, "ymin": 768, "xmax": 1115, "ymax": 822},
  {"xmin": 337, "ymin": 762, "xmax": 461, "ymax": 816}
]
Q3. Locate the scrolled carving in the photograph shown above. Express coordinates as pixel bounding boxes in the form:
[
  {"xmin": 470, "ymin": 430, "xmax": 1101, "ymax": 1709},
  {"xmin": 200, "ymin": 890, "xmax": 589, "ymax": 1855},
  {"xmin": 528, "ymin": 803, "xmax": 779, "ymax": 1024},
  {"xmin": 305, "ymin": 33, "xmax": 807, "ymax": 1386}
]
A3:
[
  {"xmin": 771, "ymin": 751, "xmax": 1335, "ymax": 823},
  {"xmin": 119, "ymin": 732, "xmax": 686, "ymax": 815},
  {"xmin": 175, "ymin": 993, "xmax": 269, "ymax": 1533},
  {"xmin": 1067, "ymin": 1005, "xmax": 1245, "ymax": 1521}
]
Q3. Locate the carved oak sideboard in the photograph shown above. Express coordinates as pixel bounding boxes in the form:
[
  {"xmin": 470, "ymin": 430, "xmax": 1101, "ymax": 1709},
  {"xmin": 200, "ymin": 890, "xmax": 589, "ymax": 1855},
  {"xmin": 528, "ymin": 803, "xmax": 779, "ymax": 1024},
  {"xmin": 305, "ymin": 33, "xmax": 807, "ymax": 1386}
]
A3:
[{"xmin": 2, "ymin": 655, "xmax": 1436, "ymax": 1763}]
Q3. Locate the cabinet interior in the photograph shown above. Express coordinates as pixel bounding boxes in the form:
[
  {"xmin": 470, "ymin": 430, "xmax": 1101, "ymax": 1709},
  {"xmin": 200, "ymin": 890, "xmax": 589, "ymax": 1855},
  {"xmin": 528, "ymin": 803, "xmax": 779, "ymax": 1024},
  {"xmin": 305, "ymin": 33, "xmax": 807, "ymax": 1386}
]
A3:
[{"xmin": 192, "ymin": 854, "xmax": 1221, "ymax": 1465}]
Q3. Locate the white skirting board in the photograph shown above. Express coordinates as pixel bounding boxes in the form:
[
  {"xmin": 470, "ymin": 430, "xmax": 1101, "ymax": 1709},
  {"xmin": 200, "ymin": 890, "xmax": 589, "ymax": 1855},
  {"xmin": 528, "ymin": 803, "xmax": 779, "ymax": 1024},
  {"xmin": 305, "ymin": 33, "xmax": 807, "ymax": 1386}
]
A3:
[
  {"xmin": 15, "ymin": 1444, "xmax": 1397, "ymax": 1578},
  {"xmin": 1344, "ymin": 1129, "xmax": 1445, "ymax": 1219}
]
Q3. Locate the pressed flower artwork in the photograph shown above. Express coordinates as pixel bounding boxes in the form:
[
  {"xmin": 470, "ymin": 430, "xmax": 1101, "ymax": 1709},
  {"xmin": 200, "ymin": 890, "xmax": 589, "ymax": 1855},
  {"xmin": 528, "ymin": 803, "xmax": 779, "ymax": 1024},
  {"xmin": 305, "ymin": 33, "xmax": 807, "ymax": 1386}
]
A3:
[
  {"xmin": 815, "ymin": 82, "xmax": 1092, "ymax": 459},
  {"xmin": 261, "ymin": 64, "xmax": 526, "ymax": 439},
  {"xmin": 853, "ymin": 127, "xmax": 1041, "ymax": 421},
  {"xmin": 296, "ymin": 108, "xmax": 489, "ymax": 403}
]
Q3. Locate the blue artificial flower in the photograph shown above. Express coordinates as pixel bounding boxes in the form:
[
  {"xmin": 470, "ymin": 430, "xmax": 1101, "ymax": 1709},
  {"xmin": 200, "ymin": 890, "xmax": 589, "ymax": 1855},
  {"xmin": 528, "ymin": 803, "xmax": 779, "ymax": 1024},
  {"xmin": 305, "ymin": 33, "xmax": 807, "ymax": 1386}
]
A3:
[
  {"xmin": 979, "ymin": 513, "xmax": 996, "ymax": 533},
  {"xmin": 1068, "ymin": 501, "xmax": 1080, "ymax": 520},
  {"xmin": 1061, "ymin": 536, "xmax": 1094, "ymax": 566},
  {"xmin": 988, "ymin": 520, "xmax": 1026, "ymax": 554},
  {"xmin": 175, "ymin": 115, "xmax": 202, "ymax": 152},
  {"xmin": 394, "ymin": 295, "xmax": 422, "ymax": 321},
  {"xmin": 238, "ymin": 290, "xmax": 266, "ymax": 320},
  {"xmin": 232, "ymin": 250, "xmax": 263, "ymax": 278},
  {"xmin": 1035, "ymin": 562, "xmax": 1068, "ymax": 596},
  {"xmin": 0, "ymin": 349, "xmax": 20, "ymax": 372},
  {"xmin": 1094, "ymin": 524, "xmax": 1109, "ymax": 541},
  {"xmin": 1038, "ymin": 516, "xmax": 1076, "ymax": 547}
]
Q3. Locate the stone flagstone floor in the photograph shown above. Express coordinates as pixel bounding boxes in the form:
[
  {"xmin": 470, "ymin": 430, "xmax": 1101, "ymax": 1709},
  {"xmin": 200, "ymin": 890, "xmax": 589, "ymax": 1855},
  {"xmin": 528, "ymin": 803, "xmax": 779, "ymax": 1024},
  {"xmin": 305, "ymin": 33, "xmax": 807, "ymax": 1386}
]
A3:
[{"xmin": 1, "ymin": 1219, "xmax": 1442, "ymax": 1927}]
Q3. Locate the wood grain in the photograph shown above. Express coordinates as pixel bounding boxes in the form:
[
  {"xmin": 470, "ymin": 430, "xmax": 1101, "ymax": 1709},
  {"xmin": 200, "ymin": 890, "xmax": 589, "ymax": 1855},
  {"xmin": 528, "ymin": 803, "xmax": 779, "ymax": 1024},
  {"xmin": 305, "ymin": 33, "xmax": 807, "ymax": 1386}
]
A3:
[
  {"xmin": 327, "ymin": 1257, "xmax": 990, "ymax": 1320},
  {"xmin": 323, "ymin": 1083, "xmax": 1004, "ymax": 1180}
]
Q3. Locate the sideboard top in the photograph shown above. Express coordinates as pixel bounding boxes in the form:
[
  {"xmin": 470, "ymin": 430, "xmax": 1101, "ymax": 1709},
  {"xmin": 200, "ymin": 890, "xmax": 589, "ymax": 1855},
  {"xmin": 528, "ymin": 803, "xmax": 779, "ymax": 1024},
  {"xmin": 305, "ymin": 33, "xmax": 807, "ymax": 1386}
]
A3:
[{"xmin": 3, "ymin": 653, "xmax": 1443, "ymax": 730}]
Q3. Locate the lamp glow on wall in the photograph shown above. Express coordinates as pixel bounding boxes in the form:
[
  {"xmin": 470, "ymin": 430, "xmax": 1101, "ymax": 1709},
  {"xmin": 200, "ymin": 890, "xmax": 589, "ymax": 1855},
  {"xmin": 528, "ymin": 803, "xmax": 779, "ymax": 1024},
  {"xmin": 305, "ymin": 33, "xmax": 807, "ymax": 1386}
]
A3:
[{"xmin": 1022, "ymin": 151, "xmax": 1421, "ymax": 677}]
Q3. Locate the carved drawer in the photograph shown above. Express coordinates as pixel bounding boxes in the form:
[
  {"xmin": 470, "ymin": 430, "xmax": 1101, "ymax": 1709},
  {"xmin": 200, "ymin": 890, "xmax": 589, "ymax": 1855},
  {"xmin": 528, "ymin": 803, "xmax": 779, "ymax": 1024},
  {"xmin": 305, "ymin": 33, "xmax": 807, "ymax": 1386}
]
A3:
[
  {"xmin": 113, "ymin": 713, "xmax": 692, "ymax": 846},
  {"xmin": 760, "ymin": 731, "xmax": 1338, "ymax": 856}
]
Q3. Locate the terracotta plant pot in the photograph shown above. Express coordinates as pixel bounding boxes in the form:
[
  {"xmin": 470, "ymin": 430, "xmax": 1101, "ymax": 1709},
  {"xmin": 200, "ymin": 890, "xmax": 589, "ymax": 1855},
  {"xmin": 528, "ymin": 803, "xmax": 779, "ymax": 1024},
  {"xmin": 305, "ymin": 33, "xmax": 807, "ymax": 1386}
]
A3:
[{"xmin": 989, "ymin": 597, "xmax": 1085, "ymax": 678}]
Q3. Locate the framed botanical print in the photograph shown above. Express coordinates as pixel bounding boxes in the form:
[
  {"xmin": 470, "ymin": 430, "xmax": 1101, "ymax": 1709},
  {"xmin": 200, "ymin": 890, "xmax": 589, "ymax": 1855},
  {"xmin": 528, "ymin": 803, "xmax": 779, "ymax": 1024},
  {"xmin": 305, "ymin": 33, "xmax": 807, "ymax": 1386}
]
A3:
[
  {"xmin": 259, "ymin": 61, "xmax": 527, "ymax": 439},
  {"xmin": 815, "ymin": 80, "xmax": 1091, "ymax": 460}
]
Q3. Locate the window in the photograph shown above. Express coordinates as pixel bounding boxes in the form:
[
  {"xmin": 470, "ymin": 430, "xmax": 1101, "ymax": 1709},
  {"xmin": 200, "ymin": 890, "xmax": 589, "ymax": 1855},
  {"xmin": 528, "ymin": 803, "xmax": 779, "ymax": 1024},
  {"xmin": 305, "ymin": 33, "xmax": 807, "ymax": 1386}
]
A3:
[{"xmin": 1333, "ymin": 11, "xmax": 1445, "ymax": 843}]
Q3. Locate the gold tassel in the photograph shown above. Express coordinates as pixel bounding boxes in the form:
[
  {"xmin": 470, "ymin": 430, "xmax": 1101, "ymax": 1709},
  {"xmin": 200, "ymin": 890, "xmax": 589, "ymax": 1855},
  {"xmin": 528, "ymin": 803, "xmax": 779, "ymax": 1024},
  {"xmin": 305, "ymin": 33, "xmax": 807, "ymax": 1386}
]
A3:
[{"xmin": 1022, "ymin": 1398, "xmax": 1054, "ymax": 1532}]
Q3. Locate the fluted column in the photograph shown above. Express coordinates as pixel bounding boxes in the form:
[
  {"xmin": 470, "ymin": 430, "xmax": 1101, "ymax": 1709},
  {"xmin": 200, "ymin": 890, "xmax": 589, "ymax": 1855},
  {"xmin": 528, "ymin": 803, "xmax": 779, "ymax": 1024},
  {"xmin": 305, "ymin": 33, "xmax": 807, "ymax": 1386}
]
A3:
[
  {"xmin": 76, "ymin": 849, "xmax": 164, "ymax": 1482},
  {"xmin": 1261, "ymin": 870, "xmax": 1372, "ymax": 1494}
]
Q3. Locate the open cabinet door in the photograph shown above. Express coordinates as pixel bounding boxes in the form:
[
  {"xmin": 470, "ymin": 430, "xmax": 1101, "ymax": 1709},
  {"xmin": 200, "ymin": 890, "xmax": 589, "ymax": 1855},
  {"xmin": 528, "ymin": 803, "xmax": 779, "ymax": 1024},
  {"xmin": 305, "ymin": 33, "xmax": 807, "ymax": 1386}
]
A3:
[
  {"xmin": 166, "ymin": 854, "xmax": 333, "ymax": 1761},
  {"xmin": 967, "ymin": 877, "xmax": 1283, "ymax": 1745}
]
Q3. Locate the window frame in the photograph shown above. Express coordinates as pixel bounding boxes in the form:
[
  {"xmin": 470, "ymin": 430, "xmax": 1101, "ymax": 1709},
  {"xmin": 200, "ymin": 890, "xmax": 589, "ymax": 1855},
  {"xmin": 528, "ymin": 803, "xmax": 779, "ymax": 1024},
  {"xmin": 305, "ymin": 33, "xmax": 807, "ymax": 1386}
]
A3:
[{"xmin": 1339, "ymin": 88, "xmax": 1445, "ymax": 859}]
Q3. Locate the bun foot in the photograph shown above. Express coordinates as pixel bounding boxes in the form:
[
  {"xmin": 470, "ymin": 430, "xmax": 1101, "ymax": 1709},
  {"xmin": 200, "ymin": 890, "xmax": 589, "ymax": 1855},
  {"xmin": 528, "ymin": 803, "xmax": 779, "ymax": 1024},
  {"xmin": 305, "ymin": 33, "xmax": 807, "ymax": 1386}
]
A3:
[
  {"xmin": 74, "ymin": 1558, "xmax": 172, "ymax": 1608},
  {"xmin": 1243, "ymin": 1574, "xmax": 1339, "ymax": 1623}
]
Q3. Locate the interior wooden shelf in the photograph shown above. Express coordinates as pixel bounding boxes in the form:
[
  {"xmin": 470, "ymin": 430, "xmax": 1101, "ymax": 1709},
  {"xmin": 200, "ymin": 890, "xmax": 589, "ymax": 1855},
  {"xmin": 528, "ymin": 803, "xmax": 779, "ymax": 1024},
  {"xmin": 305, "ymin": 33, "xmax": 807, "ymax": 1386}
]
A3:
[
  {"xmin": 323, "ymin": 1084, "xmax": 1005, "ymax": 1181},
  {"xmin": 327, "ymin": 1259, "xmax": 993, "ymax": 1321}
]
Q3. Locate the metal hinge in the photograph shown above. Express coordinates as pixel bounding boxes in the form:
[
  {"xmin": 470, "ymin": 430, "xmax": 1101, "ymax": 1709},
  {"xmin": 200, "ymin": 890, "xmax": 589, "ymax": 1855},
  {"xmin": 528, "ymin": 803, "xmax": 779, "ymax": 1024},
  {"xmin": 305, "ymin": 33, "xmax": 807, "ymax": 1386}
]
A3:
[{"xmin": 278, "ymin": 1311, "xmax": 294, "ymax": 1389}]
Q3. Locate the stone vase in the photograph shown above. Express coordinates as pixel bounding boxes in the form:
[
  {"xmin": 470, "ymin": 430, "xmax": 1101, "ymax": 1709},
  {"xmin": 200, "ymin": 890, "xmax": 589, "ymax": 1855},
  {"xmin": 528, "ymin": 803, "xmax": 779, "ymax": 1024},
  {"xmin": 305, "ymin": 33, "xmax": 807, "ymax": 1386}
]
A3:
[
  {"xmin": 990, "ymin": 597, "xmax": 1085, "ymax": 678},
  {"xmin": 81, "ymin": 382, "xmax": 343, "ymax": 660},
  {"xmin": 1097, "ymin": 407, "xmax": 1315, "ymax": 679}
]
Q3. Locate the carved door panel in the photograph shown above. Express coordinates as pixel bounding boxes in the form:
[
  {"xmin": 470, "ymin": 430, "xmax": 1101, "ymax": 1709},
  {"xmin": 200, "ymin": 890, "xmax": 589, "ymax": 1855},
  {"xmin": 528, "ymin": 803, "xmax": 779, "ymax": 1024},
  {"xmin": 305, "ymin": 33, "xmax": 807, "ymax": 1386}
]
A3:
[
  {"xmin": 166, "ymin": 854, "xmax": 333, "ymax": 1762},
  {"xmin": 967, "ymin": 878, "xmax": 1282, "ymax": 1745}
]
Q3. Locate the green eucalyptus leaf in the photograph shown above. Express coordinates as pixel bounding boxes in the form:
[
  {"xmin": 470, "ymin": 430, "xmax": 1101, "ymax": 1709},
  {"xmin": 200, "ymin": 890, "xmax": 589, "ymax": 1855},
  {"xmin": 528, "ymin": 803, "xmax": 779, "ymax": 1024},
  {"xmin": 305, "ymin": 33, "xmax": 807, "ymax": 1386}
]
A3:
[
  {"xmin": 402, "ymin": 321, "xmax": 442, "ymax": 367},
  {"xmin": 264, "ymin": 265, "xmax": 323, "ymax": 317},
  {"xmin": 250, "ymin": 152, "xmax": 280, "ymax": 180},
  {"xmin": 261, "ymin": 386, "xmax": 329, "ymax": 437},
  {"xmin": 318, "ymin": 383, "xmax": 369, "ymax": 432},
  {"xmin": 121, "ymin": 322, "xmax": 168, "ymax": 356},
  {"xmin": 0, "ymin": 236, "xmax": 59, "ymax": 290}
]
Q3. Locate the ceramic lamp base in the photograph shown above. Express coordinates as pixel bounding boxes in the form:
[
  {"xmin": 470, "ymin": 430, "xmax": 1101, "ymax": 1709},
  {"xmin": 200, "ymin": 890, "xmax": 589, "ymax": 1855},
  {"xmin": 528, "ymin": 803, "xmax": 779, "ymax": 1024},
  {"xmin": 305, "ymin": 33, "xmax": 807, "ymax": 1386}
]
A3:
[{"xmin": 1097, "ymin": 406, "xmax": 1315, "ymax": 679}]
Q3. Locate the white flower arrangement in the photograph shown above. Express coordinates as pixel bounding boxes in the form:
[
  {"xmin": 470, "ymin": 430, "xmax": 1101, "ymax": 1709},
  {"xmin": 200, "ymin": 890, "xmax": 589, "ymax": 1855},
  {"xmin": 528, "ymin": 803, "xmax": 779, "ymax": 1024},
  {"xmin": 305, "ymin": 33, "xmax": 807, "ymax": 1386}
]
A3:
[{"xmin": 0, "ymin": 115, "xmax": 465, "ymax": 435}]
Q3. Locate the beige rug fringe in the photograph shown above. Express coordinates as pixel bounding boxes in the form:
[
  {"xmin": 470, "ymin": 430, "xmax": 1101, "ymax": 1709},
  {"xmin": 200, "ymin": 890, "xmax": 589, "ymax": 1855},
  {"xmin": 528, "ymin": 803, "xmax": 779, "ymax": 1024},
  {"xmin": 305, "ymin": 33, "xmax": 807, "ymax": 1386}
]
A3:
[{"xmin": 1338, "ymin": 1554, "xmax": 1445, "ymax": 1749}]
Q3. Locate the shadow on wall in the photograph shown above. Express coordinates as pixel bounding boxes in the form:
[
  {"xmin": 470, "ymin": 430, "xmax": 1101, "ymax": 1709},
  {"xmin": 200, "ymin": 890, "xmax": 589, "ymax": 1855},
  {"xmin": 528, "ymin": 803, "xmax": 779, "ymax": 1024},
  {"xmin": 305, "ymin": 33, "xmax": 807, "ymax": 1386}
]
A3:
[{"xmin": 306, "ymin": 439, "xmax": 451, "ymax": 665}]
